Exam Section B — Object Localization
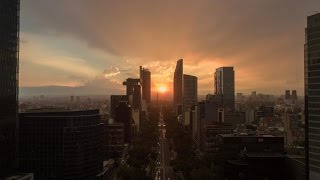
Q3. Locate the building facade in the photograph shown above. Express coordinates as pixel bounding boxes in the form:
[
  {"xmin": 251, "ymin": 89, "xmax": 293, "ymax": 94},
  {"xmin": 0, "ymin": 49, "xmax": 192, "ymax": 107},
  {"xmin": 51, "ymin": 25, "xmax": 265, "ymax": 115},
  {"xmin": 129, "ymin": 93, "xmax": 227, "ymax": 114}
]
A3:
[
  {"xmin": 173, "ymin": 59, "xmax": 183, "ymax": 114},
  {"xmin": 183, "ymin": 74, "xmax": 198, "ymax": 112},
  {"xmin": 214, "ymin": 67, "xmax": 235, "ymax": 112},
  {"xmin": 19, "ymin": 109, "xmax": 104, "ymax": 180},
  {"xmin": 110, "ymin": 95, "xmax": 128, "ymax": 118},
  {"xmin": 105, "ymin": 122, "xmax": 124, "ymax": 159},
  {"xmin": 305, "ymin": 12, "xmax": 320, "ymax": 180},
  {"xmin": 115, "ymin": 101, "xmax": 134, "ymax": 143},
  {"xmin": 217, "ymin": 134, "xmax": 285, "ymax": 180},
  {"xmin": 123, "ymin": 78, "xmax": 141, "ymax": 110},
  {"xmin": 140, "ymin": 66, "xmax": 151, "ymax": 104},
  {"xmin": 0, "ymin": 0, "xmax": 20, "ymax": 177}
]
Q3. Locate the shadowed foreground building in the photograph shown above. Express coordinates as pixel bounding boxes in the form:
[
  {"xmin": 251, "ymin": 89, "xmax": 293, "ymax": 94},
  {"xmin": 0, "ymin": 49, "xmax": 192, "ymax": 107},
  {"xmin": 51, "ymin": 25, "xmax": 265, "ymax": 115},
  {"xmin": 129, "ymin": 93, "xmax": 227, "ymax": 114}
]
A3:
[
  {"xmin": 216, "ymin": 134, "xmax": 285, "ymax": 180},
  {"xmin": 305, "ymin": 12, "xmax": 320, "ymax": 180},
  {"xmin": 0, "ymin": 0, "xmax": 20, "ymax": 177},
  {"xmin": 18, "ymin": 109, "xmax": 105, "ymax": 180},
  {"xmin": 115, "ymin": 101, "xmax": 134, "ymax": 143},
  {"xmin": 110, "ymin": 95, "xmax": 128, "ymax": 118},
  {"xmin": 104, "ymin": 122, "xmax": 124, "ymax": 159}
]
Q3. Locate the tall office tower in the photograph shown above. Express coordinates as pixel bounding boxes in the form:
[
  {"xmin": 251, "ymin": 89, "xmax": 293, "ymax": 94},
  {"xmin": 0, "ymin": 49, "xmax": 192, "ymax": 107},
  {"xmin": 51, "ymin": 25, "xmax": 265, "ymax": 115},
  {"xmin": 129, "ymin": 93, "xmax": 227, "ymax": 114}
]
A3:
[
  {"xmin": 214, "ymin": 67, "xmax": 235, "ymax": 112},
  {"xmin": 123, "ymin": 78, "xmax": 141, "ymax": 109},
  {"xmin": 140, "ymin": 66, "xmax": 151, "ymax": 104},
  {"xmin": 110, "ymin": 95, "xmax": 128, "ymax": 118},
  {"xmin": 183, "ymin": 74, "xmax": 198, "ymax": 114},
  {"xmin": 305, "ymin": 12, "xmax": 320, "ymax": 180},
  {"xmin": 19, "ymin": 109, "xmax": 105, "ymax": 180},
  {"xmin": 285, "ymin": 90, "xmax": 291, "ymax": 100},
  {"xmin": 0, "ymin": 0, "xmax": 20, "ymax": 177},
  {"xmin": 173, "ymin": 59, "xmax": 183, "ymax": 113},
  {"xmin": 115, "ymin": 101, "xmax": 133, "ymax": 143}
]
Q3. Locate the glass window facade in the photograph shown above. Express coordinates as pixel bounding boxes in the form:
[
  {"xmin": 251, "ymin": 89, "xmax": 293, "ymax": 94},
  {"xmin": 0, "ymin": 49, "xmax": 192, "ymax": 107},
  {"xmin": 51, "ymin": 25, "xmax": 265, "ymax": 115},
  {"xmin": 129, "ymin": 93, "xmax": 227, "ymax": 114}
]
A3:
[
  {"xmin": 0, "ymin": 0, "xmax": 20, "ymax": 177},
  {"xmin": 306, "ymin": 13, "xmax": 320, "ymax": 180}
]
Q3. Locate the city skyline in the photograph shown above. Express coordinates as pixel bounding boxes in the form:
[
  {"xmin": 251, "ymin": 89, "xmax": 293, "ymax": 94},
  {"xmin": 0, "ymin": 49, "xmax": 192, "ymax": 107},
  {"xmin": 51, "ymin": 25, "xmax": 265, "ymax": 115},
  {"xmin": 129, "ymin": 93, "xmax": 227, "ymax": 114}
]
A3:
[
  {"xmin": 1, "ymin": 1, "xmax": 316, "ymax": 178},
  {"xmin": 19, "ymin": 0, "xmax": 320, "ymax": 97}
]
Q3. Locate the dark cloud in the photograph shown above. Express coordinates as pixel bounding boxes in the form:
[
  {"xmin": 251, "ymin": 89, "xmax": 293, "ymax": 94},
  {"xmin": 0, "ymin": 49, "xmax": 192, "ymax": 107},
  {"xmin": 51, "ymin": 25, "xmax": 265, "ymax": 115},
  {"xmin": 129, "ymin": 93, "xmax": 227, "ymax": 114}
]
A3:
[{"xmin": 20, "ymin": 0, "xmax": 320, "ymax": 94}]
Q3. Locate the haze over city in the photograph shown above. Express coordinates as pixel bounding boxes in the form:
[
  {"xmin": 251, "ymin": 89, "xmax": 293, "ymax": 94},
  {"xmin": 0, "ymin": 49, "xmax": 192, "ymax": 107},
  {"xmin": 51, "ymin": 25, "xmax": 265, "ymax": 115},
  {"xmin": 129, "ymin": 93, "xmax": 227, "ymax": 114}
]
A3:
[
  {"xmin": 2, "ymin": 0, "xmax": 320, "ymax": 180},
  {"xmin": 19, "ymin": 0, "xmax": 319, "ymax": 97}
]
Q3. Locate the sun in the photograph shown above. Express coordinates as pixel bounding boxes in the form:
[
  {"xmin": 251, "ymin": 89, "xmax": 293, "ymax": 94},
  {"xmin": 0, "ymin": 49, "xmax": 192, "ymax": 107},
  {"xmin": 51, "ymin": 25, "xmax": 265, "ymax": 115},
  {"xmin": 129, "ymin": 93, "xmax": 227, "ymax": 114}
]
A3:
[{"xmin": 159, "ymin": 85, "xmax": 167, "ymax": 93}]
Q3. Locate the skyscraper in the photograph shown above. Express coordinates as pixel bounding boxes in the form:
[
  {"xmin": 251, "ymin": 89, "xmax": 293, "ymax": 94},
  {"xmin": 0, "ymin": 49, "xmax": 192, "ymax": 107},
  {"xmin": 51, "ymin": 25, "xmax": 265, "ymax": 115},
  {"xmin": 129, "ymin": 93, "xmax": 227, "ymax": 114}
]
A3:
[
  {"xmin": 173, "ymin": 59, "xmax": 183, "ymax": 114},
  {"xmin": 115, "ymin": 101, "xmax": 133, "ymax": 143},
  {"xmin": 110, "ymin": 95, "xmax": 128, "ymax": 118},
  {"xmin": 0, "ymin": 0, "xmax": 20, "ymax": 177},
  {"xmin": 123, "ymin": 78, "xmax": 141, "ymax": 109},
  {"xmin": 140, "ymin": 66, "xmax": 151, "ymax": 104},
  {"xmin": 214, "ymin": 67, "xmax": 235, "ymax": 112},
  {"xmin": 305, "ymin": 12, "xmax": 320, "ymax": 180},
  {"xmin": 19, "ymin": 109, "xmax": 105, "ymax": 179},
  {"xmin": 183, "ymin": 74, "xmax": 198, "ymax": 114}
]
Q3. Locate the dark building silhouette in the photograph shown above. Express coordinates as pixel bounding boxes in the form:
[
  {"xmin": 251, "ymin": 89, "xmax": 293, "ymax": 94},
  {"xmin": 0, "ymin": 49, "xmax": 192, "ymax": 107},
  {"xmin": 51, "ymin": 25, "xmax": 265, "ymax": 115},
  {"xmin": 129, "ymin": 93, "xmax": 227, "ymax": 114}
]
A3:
[
  {"xmin": 18, "ymin": 109, "xmax": 105, "ymax": 180},
  {"xmin": 217, "ymin": 134, "xmax": 285, "ymax": 180},
  {"xmin": 110, "ymin": 95, "xmax": 128, "ymax": 118},
  {"xmin": 123, "ymin": 78, "xmax": 141, "ymax": 109},
  {"xmin": 214, "ymin": 67, "xmax": 235, "ymax": 112},
  {"xmin": 133, "ymin": 85, "xmax": 142, "ymax": 110},
  {"xmin": 305, "ymin": 12, "xmax": 320, "ymax": 180},
  {"xmin": 115, "ymin": 102, "xmax": 133, "ymax": 143},
  {"xmin": 285, "ymin": 156, "xmax": 306, "ymax": 180},
  {"xmin": 292, "ymin": 90, "xmax": 298, "ymax": 101},
  {"xmin": 0, "ymin": 0, "xmax": 20, "ymax": 177},
  {"xmin": 251, "ymin": 91, "xmax": 257, "ymax": 98},
  {"xmin": 285, "ymin": 90, "xmax": 291, "ymax": 100},
  {"xmin": 173, "ymin": 59, "xmax": 183, "ymax": 114},
  {"xmin": 202, "ymin": 123, "xmax": 233, "ymax": 155},
  {"xmin": 140, "ymin": 66, "xmax": 151, "ymax": 104},
  {"xmin": 104, "ymin": 122, "xmax": 124, "ymax": 159},
  {"xmin": 183, "ymin": 74, "xmax": 198, "ymax": 114}
]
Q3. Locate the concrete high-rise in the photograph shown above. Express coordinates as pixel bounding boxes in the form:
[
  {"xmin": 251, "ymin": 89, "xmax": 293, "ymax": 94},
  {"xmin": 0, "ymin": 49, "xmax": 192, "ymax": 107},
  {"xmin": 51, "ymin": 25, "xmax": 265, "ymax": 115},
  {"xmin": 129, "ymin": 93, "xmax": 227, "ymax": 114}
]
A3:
[
  {"xmin": 0, "ymin": 0, "xmax": 20, "ymax": 177},
  {"xmin": 214, "ymin": 67, "xmax": 235, "ymax": 112},
  {"xmin": 305, "ymin": 12, "xmax": 320, "ymax": 180},
  {"xmin": 123, "ymin": 78, "xmax": 141, "ymax": 109},
  {"xmin": 173, "ymin": 59, "xmax": 183, "ymax": 114},
  {"xmin": 140, "ymin": 66, "xmax": 151, "ymax": 104},
  {"xmin": 183, "ymin": 74, "xmax": 198, "ymax": 114}
]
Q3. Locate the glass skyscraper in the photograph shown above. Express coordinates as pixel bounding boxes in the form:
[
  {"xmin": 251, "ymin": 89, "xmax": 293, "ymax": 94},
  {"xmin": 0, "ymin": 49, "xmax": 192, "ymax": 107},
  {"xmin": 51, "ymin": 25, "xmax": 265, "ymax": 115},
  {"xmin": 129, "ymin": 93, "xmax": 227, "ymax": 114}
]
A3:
[
  {"xmin": 305, "ymin": 12, "xmax": 320, "ymax": 180},
  {"xmin": 0, "ymin": 0, "xmax": 20, "ymax": 177},
  {"xmin": 140, "ymin": 66, "xmax": 151, "ymax": 104},
  {"xmin": 173, "ymin": 59, "xmax": 183, "ymax": 114},
  {"xmin": 214, "ymin": 67, "xmax": 235, "ymax": 112}
]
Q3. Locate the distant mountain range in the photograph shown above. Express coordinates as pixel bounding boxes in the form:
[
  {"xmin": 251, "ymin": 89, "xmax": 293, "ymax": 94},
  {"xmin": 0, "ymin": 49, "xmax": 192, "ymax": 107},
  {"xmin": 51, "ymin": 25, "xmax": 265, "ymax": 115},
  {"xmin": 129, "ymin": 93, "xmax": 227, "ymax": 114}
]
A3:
[{"xmin": 20, "ymin": 85, "xmax": 124, "ymax": 97}]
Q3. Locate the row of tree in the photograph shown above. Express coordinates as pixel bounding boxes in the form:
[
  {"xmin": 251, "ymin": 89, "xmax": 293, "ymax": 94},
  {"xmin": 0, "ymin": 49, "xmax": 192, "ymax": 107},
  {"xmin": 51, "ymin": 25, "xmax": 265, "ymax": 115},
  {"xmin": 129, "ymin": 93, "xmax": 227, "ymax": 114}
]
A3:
[
  {"xmin": 116, "ymin": 107, "xmax": 160, "ymax": 180},
  {"xmin": 162, "ymin": 106, "xmax": 218, "ymax": 180}
]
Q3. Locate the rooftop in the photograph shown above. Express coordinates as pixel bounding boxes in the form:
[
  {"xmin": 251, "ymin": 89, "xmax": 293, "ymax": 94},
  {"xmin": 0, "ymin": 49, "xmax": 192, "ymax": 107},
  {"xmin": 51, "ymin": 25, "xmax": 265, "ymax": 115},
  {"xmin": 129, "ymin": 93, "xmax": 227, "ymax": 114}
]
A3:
[{"xmin": 219, "ymin": 133, "xmax": 275, "ymax": 138}]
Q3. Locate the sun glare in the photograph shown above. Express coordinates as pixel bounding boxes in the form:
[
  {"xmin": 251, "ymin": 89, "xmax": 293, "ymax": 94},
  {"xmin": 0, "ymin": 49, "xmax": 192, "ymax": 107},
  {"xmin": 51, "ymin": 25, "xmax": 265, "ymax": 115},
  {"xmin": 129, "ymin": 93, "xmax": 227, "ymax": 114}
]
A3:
[{"xmin": 159, "ymin": 85, "xmax": 167, "ymax": 93}]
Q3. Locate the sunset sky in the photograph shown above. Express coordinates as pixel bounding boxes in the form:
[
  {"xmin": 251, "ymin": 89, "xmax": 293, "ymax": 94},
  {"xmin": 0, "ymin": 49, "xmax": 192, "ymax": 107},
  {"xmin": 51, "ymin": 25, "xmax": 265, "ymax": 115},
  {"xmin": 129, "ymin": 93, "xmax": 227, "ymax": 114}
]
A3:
[{"xmin": 20, "ymin": 0, "xmax": 320, "ymax": 96}]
